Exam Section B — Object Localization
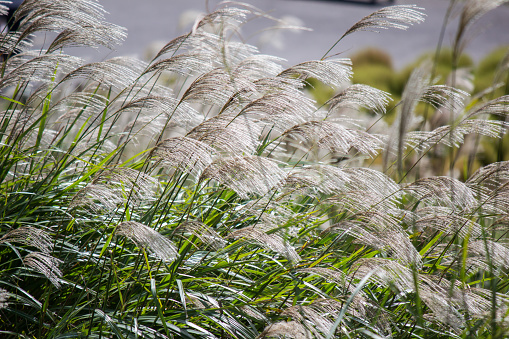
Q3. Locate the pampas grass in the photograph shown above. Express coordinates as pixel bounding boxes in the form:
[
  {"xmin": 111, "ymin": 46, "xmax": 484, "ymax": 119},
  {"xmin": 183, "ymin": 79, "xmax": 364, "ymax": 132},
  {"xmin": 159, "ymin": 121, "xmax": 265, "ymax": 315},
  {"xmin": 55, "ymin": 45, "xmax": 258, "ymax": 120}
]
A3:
[{"xmin": 1, "ymin": 0, "xmax": 509, "ymax": 338}]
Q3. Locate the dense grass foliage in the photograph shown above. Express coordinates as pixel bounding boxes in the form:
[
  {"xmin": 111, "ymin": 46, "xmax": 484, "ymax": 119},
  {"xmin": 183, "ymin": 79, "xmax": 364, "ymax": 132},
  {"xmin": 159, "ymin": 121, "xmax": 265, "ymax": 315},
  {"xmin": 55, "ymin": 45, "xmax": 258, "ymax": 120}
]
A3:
[{"xmin": 1, "ymin": 0, "xmax": 509, "ymax": 338}]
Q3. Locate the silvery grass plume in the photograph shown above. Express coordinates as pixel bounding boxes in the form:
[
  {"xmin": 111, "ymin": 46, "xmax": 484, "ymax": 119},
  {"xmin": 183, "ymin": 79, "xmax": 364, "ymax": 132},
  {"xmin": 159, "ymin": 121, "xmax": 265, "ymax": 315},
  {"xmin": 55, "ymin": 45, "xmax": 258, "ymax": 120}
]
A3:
[
  {"xmin": 323, "ymin": 5, "xmax": 425, "ymax": 59},
  {"xmin": 227, "ymin": 226, "xmax": 300, "ymax": 263},
  {"xmin": 454, "ymin": 0, "xmax": 509, "ymax": 57},
  {"xmin": 70, "ymin": 167, "xmax": 158, "ymax": 212},
  {"xmin": 116, "ymin": 221, "xmax": 178, "ymax": 262},
  {"xmin": 0, "ymin": 288, "xmax": 9, "ymax": 309},
  {"xmin": 175, "ymin": 221, "xmax": 226, "ymax": 250},
  {"xmin": 23, "ymin": 252, "xmax": 63, "ymax": 288},
  {"xmin": 0, "ymin": 226, "xmax": 53, "ymax": 253},
  {"xmin": 7, "ymin": 0, "xmax": 509, "ymax": 337},
  {"xmin": 153, "ymin": 137, "xmax": 216, "ymax": 176},
  {"xmin": 14, "ymin": 0, "xmax": 126, "ymax": 50},
  {"xmin": 0, "ymin": 53, "xmax": 82, "ymax": 90},
  {"xmin": 326, "ymin": 84, "xmax": 392, "ymax": 116},
  {"xmin": 282, "ymin": 120, "xmax": 384, "ymax": 157},
  {"xmin": 201, "ymin": 156, "xmax": 286, "ymax": 199}
]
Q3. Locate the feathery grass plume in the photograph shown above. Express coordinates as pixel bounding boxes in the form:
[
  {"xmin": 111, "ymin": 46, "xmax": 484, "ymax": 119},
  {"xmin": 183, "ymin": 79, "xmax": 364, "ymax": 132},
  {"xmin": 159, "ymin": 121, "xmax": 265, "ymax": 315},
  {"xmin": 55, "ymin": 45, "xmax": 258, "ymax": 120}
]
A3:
[
  {"xmin": 187, "ymin": 114, "xmax": 262, "ymax": 155},
  {"xmin": 421, "ymin": 84, "xmax": 469, "ymax": 111},
  {"xmin": 143, "ymin": 52, "xmax": 213, "ymax": 77},
  {"xmin": 0, "ymin": 226, "xmax": 53, "ymax": 253},
  {"xmin": 402, "ymin": 176, "xmax": 477, "ymax": 210},
  {"xmin": 235, "ymin": 197, "xmax": 296, "ymax": 229},
  {"xmin": 387, "ymin": 61, "xmax": 431, "ymax": 173},
  {"xmin": 118, "ymin": 114, "xmax": 166, "ymax": 148},
  {"xmin": 466, "ymin": 160, "xmax": 509, "ymax": 189},
  {"xmin": 0, "ymin": 108, "xmax": 35, "ymax": 142},
  {"xmin": 413, "ymin": 214, "xmax": 482, "ymax": 239},
  {"xmin": 227, "ymin": 226, "xmax": 300, "ymax": 263},
  {"xmin": 352, "ymin": 258, "xmax": 467, "ymax": 329},
  {"xmin": 350, "ymin": 258, "xmax": 415, "ymax": 293},
  {"xmin": 69, "ymin": 184, "xmax": 123, "ymax": 213},
  {"xmin": 152, "ymin": 32, "xmax": 200, "ymax": 60},
  {"xmin": 201, "ymin": 156, "xmax": 286, "ymax": 198},
  {"xmin": 326, "ymin": 218, "xmax": 421, "ymax": 266},
  {"xmin": 175, "ymin": 221, "xmax": 226, "ymax": 250},
  {"xmin": 453, "ymin": 287, "xmax": 509, "ymax": 325},
  {"xmin": 16, "ymin": 0, "xmax": 109, "ymax": 22},
  {"xmin": 14, "ymin": 0, "xmax": 126, "ymax": 49},
  {"xmin": 47, "ymin": 92, "xmax": 109, "ymax": 127},
  {"xmin": 233, "ymin": 54, "xmax": 286, "ymax": 80},
  {"xmin": 47, "ymin": 24, "xmax": 127, "ymax": 53},
  {"xmin": 341, "ymin": 5, "xmax": 425, "ymax": 39},
  {"xmin": 0, "ymin": 31, "xmax": 33, "ymax": 55},
  {"xmin": 192, "ymin": 6, "xmax": 250, "ymax": 33},
  {"xmin": 180, "ymin": 68, "xmax": 255, "ymax": 106},
  {"xmin": 297, "ymin": 267, "xmax": 349, "ymax": 287},
  {"xmin": 116, "ymin": 221, "xmax": 178, "ymax": 262},
  {"xmin": 454, "ymin": 0, "xmax": 509, "ymax": 56},
  {"xmin": 282, "ymin": 120, "xmax": 384, "ymax": 157},
  {"xmin": 0, "ymin": 288, "xmax": 9, "ymax": 309},
  {"xmin": 403, "ymin": 118, "xmax": 508, "ymax": 155},
  {"xmin": 259, "ymin": 320, "xmax": 311, "ymax": 339},
  {"xmin": 342, "ymin": 167, "xmax": 401, "ymax": 199},
  {"xmin": 23, "ymin": 252, "xmax": 63, "ymax": 288},
  {"xmin": 280, "ymin": 304, "xmax": 333, "ymax": 338},
  {"xmin": 466, "ymin": 95, "xmax": 509, "ymax": 119},
  {"xmin": 0, "ymin": 3, "xmax": 8, "ymax": 16},
  {"xmin": 240, "ymin": 91, "xmax": 316, "ymax": 130},
  {"xmin": 0, "ymin": 53, "xmax": 83, "ymax": 90},
  {"xmin": 285, "ymin": 164, "xmax": 350, "ymax": 195},
  {"xmin": 70, "ymin": 167, "xmax": 157, "ymax": 212},
  {"xmin": 153, "ymin": 137, "xmax": 215, "ymax": 175},
  {"xmin": 278, "ymin": 59, "xmax": 352, "ymax": 88},
  {"xmin": 458, "ymin": 119, "xmax": 509, "ymax": 139},
  {"xmin": 468, "ymin": 240, "xmax": 509, "ymax": 270},
  {"xmin": 60, "ymin": 56, "xmax": 146, "ymax": 90},
  {"xmin": 326, "ymin": 84, "xmax": 392, "ymax": 116},
  {"xmin": 418, "ymin": 287, "xmax": 464, "ymax": 330},
  {"xmin": 405, "ymin": 126, "xmax": 462, "ymax": 152},
  {"xmin": 326, "ymin": 190, "xmax": 399, "ymax": 214},
  {"xmin": 93, "ymin": 167, "xmax": 158, "ymax": 203}
]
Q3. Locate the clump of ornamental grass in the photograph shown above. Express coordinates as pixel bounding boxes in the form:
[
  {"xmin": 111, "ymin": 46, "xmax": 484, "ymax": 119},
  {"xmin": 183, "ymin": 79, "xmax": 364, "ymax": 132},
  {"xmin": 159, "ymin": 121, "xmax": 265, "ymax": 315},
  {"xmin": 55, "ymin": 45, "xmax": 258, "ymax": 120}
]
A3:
[{"xmin": 1, "ymin": 0, "xmax": 509, "ymax": 338}]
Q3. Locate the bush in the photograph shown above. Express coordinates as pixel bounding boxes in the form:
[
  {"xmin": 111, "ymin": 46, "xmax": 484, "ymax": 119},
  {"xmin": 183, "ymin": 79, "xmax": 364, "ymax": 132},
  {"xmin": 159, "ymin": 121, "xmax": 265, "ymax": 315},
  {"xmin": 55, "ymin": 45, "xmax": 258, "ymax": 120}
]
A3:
[{"xmin": 1, "ymin": 1, "xmax": 509, "ymax": 339}]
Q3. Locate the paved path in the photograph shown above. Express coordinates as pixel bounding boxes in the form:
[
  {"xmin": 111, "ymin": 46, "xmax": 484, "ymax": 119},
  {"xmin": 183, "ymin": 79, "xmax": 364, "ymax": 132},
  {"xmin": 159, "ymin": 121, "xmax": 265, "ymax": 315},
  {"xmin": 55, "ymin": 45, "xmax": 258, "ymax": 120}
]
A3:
[{"xmin": 76, "ymin": 0, "xmax": 509, "ymax": 69}]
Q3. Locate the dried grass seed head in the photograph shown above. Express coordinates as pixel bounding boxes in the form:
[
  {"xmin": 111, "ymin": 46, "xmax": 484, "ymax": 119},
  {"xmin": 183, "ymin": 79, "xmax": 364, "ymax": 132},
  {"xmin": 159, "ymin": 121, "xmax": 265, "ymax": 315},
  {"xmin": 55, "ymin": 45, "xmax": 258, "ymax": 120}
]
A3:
[
  {"xmin": 0, "ymin": 226, "xmax": 53, "ymax": 253},
  {"xmin": 60, "ymin": 57, "xmax": 147, "ymax": 90},
  {"xmin": 341, "ymin": 5, "xmax": 426, "ymax": 38},
  {"xmin": 327, "ymin": 84, "xmax": 392, "ymax": 116},
  {"xmin": 0, "ymin": 288, "xmax": 9, "ymax": 309},
  {"xmin": 187, "ymin": 114, "xmax": 262, "ymax": 155},
  {"xmin": 403, "ymin": 176, "xmax": 477, "ymax": 211},
  {"xmin": 201, "ymin": 156, "xmax": 286, "ymax": 199},
  {"xmin": 278, "ymin": 58, "xmax": 352, "ymax": 88},
  {"xmin": 227, "ymin": 226, "xmax": 300, "ymax": 263},
  {"xmin": 259, "ymin": 321, "xmax": 312, "ymax": 339},
  {"xmin": 117, "ymin": 221, "xmax": 178, "ymax": 262},
  {"xmin": 176, "ymin": 221, "xmax": 226, "ymax": 250},
  {"xmin": 23, "ymin": 252, "xmax": 63, "ymax": 288},
  {"xmin": 283, "ymin": 120, "xmax": 384, "ymax": 157},
  {"xmin": 154, "ymin": 137, "xmax": 215, "ymax": 176}
]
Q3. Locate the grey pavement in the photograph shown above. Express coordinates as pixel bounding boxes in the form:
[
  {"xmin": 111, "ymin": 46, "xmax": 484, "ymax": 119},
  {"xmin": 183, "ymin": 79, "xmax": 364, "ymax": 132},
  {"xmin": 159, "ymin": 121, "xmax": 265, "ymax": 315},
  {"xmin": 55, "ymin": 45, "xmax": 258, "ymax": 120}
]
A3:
[{"xmin": 61, "ymin": 0, "xmax": 509, "ymax": 69}]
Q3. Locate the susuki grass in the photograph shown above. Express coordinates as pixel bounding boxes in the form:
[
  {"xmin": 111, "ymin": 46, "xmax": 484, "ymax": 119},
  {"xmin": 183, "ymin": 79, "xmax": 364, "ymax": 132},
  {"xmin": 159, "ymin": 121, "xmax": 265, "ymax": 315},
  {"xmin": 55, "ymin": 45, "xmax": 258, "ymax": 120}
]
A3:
[{"xmin": 1, "ymin": 0, "xmax": 509, "ymax": 338}]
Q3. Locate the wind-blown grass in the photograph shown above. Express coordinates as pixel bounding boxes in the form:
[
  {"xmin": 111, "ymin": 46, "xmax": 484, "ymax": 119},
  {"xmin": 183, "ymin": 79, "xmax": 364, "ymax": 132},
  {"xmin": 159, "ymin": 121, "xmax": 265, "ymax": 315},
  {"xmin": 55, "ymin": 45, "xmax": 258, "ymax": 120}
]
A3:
[{"xmin": 1, "ymin": 0, "xmax": 509, "ymax": 338}]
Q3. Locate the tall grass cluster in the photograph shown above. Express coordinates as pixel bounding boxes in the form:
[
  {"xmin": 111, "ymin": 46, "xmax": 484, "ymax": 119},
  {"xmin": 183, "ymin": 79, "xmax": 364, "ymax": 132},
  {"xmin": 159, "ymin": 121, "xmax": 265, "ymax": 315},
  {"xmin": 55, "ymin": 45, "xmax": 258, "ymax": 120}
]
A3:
[{"xmin": 1, "ymin": 0, "xmax": 509, "ymax": 338}]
